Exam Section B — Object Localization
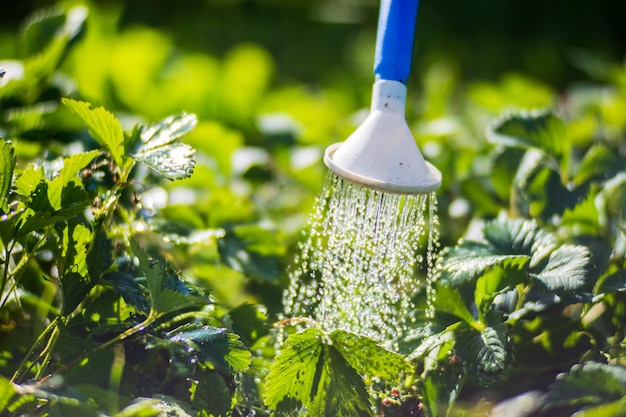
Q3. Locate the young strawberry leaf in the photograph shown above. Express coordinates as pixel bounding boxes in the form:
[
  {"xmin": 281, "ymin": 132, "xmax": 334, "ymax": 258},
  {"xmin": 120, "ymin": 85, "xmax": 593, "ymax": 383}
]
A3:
[
  {"xmin": 540, "ymin": 362, "xmax": 626, "ymax": 410},
  {"xmin": 0, "ymin": 140, "xmax": 15, "ymax": 212},
  {"xmin": 265, "ymin": 327, "xmax": 371, "ymax": 416},
  {"xmin": 434, "ymin": 285, "xmax": 477, "ymax": 325},
  {"xmin": 329, "ymin": 329, "xmax": 412, "ymax": 380},
  {"xmin": 62, "ymin": 99, "xmax": 125, "ymax": 167},
  {"xmin": 133, "ymin": 113, "xmax": 197, "ymax": 181}
]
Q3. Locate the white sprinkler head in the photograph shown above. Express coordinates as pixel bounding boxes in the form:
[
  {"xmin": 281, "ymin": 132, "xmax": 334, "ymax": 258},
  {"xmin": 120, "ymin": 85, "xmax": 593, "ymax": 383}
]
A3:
[{"xmin": 324, "ymin": 80, "xmax": 441, "ymax": 194}]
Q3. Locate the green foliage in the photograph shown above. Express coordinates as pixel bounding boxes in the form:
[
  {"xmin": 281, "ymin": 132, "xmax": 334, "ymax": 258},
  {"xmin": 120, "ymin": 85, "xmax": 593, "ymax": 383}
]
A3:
[
  {"xmin": 1, "ymin": 2, "xmax": 626, "ymax": 417},
  {"xmin": 265, "ymin": 327, "xmax": 409, "ymax": 416}
]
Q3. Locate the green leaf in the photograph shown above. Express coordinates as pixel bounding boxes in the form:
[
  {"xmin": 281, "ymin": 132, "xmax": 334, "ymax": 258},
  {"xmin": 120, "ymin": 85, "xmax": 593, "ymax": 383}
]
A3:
[
  {"xmin": 165, "ymin": 324, "xmax": 250, "ymax": 373},
  {"xmin": 139, "ymin": 113, "xmax": 198, "ymax": 151},
  {"xmin": 487, "ymin": 111, "xmax": 569, "ymax": 173},
  {"xmin": 440, "ymin": 242, "xmax": 530, "ymax": 286},
  {"xmin": 191, "ymin": 373, "xmax": 232, "ymax": 417},
  {"xmin": 0, "ymin": 140, "xmax": 15, "ymax": 212},
  {"xmin": 60, "ymin": 222, "xmax": 94, "ymax": 315},
  {"xmin": 0, "ymin": 376, "xmax": 16, "ymax": 412},
  {"xmin": 264, "ymin": 328, "xmax": 324, "ymax": 411},
  {"xmin": 573, "ymin": 144, "xmax": 622, "ymax": 186},
  {"xmin": 329, "ymin": 329, "xmax": 412, "ymax": 380},
  {"xmin": 133, "ymin": 113, "xmax": 197, "ymax": 181},
  {"xmin": 265, "ymin": 328, "xmax": 371, "ymax": 416},
  {"xmin": 434, "ymin": 285, "xmax": 476, "ymax": 324},
  {"xmin": 102, "ymin": 271, "xmax": 150, "ymax": 313},
  {"xmin": 540, "ymin": 362, "xmax": 626, "ymax": 409},
  {"xmin": 62, "ymin": 98, "xmax": 125, "ymax": 167},
  {"xmin": 532, "ymin": 244, "xmax": 593, "ymax": 297},
  {"xmin": 483, "ymin": 218, "xmax": 555, "ymax": 256},
  {"xmin": 455, "ymin": 318, "xmax": 512, "ymax": 388},
  {"xmin": 116, "ymin": 396, "xmax": 194, "ymax": 417},
  {"xmin": 574, "ymin": 398, "xmax": 626, "ymax": 417},
  {"xmin": 134, "ymin": 143, "xmax": 195, "ymax": 181}
]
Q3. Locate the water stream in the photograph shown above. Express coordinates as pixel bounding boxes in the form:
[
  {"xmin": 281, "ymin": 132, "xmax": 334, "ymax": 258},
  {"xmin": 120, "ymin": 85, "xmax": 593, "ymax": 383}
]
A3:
[{"xmin": 284, "ymin": 173, "xmax": 439, "ymax": 350}]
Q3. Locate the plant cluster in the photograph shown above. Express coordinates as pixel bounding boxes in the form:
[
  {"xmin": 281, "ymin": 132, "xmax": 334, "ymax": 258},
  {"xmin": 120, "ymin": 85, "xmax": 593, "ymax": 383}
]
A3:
[{"xmin": 1, "ymin": 4, "xmax": 625, "ymax": 417}]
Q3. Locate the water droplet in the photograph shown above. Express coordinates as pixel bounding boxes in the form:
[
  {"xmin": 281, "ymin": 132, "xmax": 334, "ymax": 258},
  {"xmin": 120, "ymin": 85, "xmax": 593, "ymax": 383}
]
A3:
[{"xmin": 283, "ymin": 174, "xmax": 440, "ymax": 350}]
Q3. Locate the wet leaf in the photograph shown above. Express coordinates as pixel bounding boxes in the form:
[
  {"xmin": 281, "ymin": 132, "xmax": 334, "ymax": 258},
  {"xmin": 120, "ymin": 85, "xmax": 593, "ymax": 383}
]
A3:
[
  {"xmin": 139, "ymin": 113, "xmax": 197, "ymax": 151},
  {"xmin": 133, "ymin": 113, "xmax": 197, "ymax": 180},
  {"xmin": 62, "ymin": 98, "xmax": 125, "ymax": 166},
  {"xmin": 329, "ymin": 329, "xmax": 412, "ymax": 380},
  {"xmin": 265, "ymin": 328, "xmax": 371, "ymax": 416},
  {"xmin": 134, "ymin": 143, "xmax": 195, "ymax": 181}
]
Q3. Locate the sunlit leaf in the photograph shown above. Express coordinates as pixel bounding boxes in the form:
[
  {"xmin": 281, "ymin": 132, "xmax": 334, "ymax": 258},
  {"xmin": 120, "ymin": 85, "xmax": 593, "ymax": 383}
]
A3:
[
  {"xmin": 434, "ymin": 285, "xmax": 476, "ymax": 324},
  {"xmin": 134, "ymin": 143, "xmax": 195, "ymax": 181},
  {"xmin": 0, "ymin": 376, "xmax": 16, "ymax": 412},
  {"xmin": 132, "ymin": 113, "xmax": 197, "ymax": 181},
  {"xmin": 329, "ymin": 329, "xmax": 412, "ymax": 380},
  {"xmin": 540, "ymin": 362, "xmax": 626, "ymax": 409},
  {"xmin": 62, "ymin": 98, "xmax": 125, "ymax": 167},
  {"xmin": 455, "ymin": 318, "xmax": 512, "ymax": 388},
  {"xmin": 573, "ymin": 144, "xmax": 622, "ymax": 186},
  {"xmin": 264, "ymin": 328, "xmax": 323, "ymax": 411},
  {"xmin": 0, "ymin": 140, "xmax": 15, "ymax": 212},
  {"xmin": 139, "ymin": 113, "xmax": 197, "ymax": 151},
  {"xmin": 60, "ymin": 222, "xmax": 93, "ymax": 315},
  {"xmin": 265, "ymin": 328, "xmax": 370, "ymax": 416},
  {"xmin": 532, "ymin": 244, "xmax": 593, "ymax": 296}
]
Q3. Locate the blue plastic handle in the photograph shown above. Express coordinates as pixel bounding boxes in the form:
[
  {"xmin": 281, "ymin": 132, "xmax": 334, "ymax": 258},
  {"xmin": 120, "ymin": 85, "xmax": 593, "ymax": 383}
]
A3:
[{"xmin": 374, "ymin": 0, "xmax": 419, "ymax": 84}]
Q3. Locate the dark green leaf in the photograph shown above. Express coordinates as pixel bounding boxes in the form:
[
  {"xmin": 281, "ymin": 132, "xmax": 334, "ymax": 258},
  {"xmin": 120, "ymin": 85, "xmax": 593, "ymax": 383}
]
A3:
[
  {"xmin": 455, "ymin": 319, "xmax": 512, "ymax": 388},
  {"xmin": 329, "ymin": 329, "xmax": 412, "ymax": 380},
  {"xmin": 540, "ymin": 362, "xmax": 626, "ymax": 409},
  {"xmin": 102, "ymin": 272, "xmax": 150, "ymax": 313},
  {"xmin": 191, "ymin": 372, "xmax": 232, "ymax": 417},
  {"xmin": 62, "ymin": 99, "xmax": 125, "ymax": 167},
  {"xmin": 483, "ymin": 218, "xmax": 554, "ymax": 256},
  {"xmin": 487, "ymin": 111, "xmax": 568, "ymax": 171},
  {"xmin": 166, "ymin": 324, "xmax": 250, "ymax": 373},
  {"xmin": 227, "ymin": 303, "xmax": 269, "ymax": 346},
  {"xmin": 440, "ymin": 242, "xmax": 529, "ymax": 286},
  {"xmin": 0, "ymin": 140, "xmax": 15, "ymax": 212}
]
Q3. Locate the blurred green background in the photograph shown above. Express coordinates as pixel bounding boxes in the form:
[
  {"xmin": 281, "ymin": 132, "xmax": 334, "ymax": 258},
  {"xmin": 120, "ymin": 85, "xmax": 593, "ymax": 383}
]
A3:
[
  {"xmin": 1, "ymin": 0, "xmax": 626, "ymax": 309},
  {"xmin": 3, "ymin": 0, "xmax": 626, "ymax": 87}
]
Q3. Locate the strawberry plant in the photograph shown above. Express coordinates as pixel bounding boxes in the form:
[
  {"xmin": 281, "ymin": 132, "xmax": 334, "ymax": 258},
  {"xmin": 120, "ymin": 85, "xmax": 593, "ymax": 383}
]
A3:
[{"xmin": 1, "ymin": 3, "xmax": 626, "ymax": 417}]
